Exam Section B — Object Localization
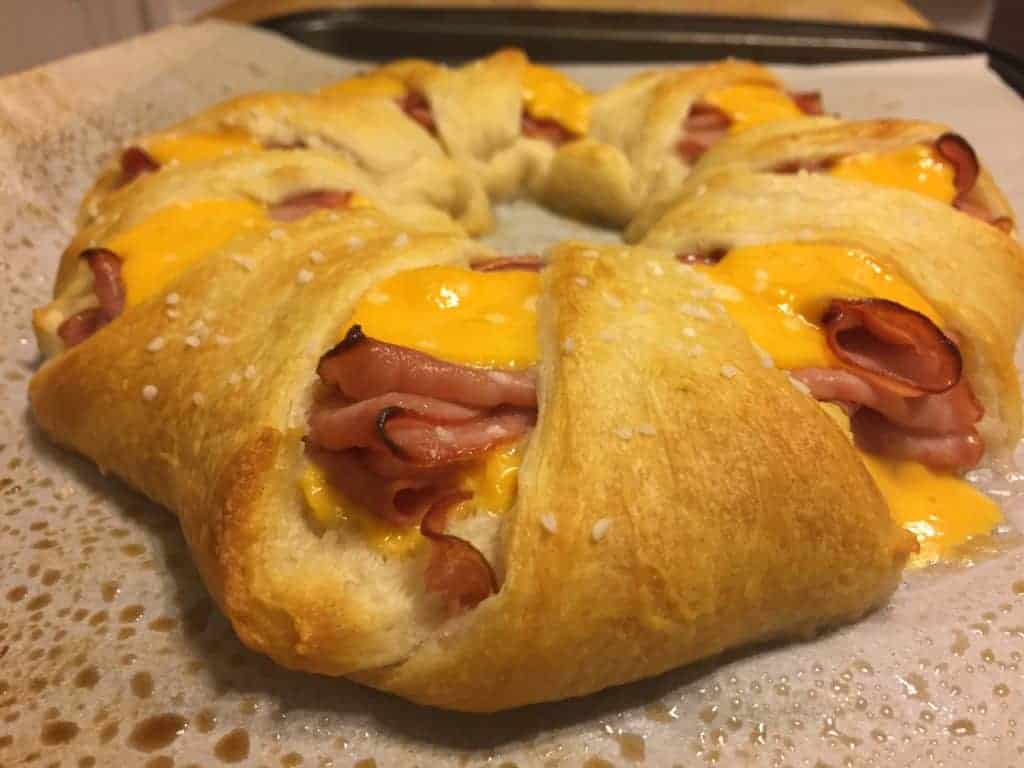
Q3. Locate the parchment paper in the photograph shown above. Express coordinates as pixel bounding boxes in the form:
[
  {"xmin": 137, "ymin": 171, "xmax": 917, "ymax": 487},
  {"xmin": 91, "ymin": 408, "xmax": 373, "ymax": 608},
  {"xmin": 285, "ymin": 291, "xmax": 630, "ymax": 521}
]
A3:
[{"xmin": 2, "ymin": 21, "xmax": 1023, "ymax": 767}]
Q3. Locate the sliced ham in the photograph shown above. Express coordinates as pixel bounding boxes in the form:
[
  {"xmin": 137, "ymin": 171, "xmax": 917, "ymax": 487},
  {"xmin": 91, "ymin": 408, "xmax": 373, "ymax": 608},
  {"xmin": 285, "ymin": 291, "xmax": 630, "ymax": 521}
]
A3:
[
  {"xmin": 308, "ymin": 392, "xmax": 484, "ymax": 453},
  {"xmin": 521, "ymin": 113, "xmax": 574, "ymax": 145},
  {"xmin": 677, "ymin": 248, "xmax": 727, "ymax": 266},
  {"xmin": 399, "ymin": 91, "xmax": 436, "ymax": 135},
  {"xmin": 307, "ymin": 446, "xmax": 457, "ymax": 525},
  {"xmin": 821, "ymin": 298, "xmax": 961, "ymax": 397},
  {"xmin": 850, "ymin": 408, "xmax": 984, "ymax": 471},
  {"xmin": 421, "ymin": 490, "xmax": 497, "ymax": 615},
  {"xmin": 119, "ymin": 146, "xmax": 160, "ymax": 186},
  {"xmin": 381, "ymin": 406, "xmax": 536, "ymax": 466},
  {"xmin": 935, "ymin": 133, "xmax": 980, "ymax": 198},
  {"xmin": 317, "ymin": 325, "xmax": 538, "ymax": 408},
  {"xmin": 676, "ymin": 102, "xmax": 732, "ymax": 162},
  {"xmin": 789, "ymin": 90, "xmax": 824, "ymax": 115},
  {"xmin": 684, "ymin": 102, "xmax": 731, "ymax": 131},
  {"xmin": 268, "ymin": 189, "xmax": 352, "ymax": 221},
  {"xmin": 56, "ymin": 248, "xmax": 125, "ymax": 348},
  {"xmin": 771, "ymin": 155, "xmax": 836, "ymax": 174},
  {"xmin": 790, "ymin": 368, "xmax": 983, "ymax": 435},
  {"xmin": 471, "ymin": 255, "xmax": 544, "ymax": 272}
]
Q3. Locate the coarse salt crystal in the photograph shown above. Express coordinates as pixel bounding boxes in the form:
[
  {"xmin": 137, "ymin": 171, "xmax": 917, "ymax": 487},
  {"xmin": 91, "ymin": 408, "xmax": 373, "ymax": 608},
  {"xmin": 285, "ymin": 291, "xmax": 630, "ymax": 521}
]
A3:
[
  {"xmin": 146, "ymin": 336, "xmax": 165, "ymax": 352},
  {"xmin": 574, "ymin": 275, "xmax": 589, "ymax": 287},
  {"xmin": 165, "ymin": 308, "xmax": 180, "ymax": 320},
  {"xmin": 591, "ymin": 517, "xmax": 612, "ymax": 542},
  {"xmin": 228, "ymin": 372, "xmax": 241, "ymax": 387},
  {"xmin": 561, "ymin": 337, "xmax": 576, "ymax": 354},
  {"xmin": 269, "ymin": 228, "xmax": 287, "ymax": 241},
  {"xmin": 683, "ymin": 327, "xmax": 697, "ymax": 338},
  {"xmin": 540, "ymin": 514, "xmax": 558, "ymax": 534},
  {"xmin": 615, "ymin": 427, "xmax": 633, "ymax": 440},
  {"xmin": 164, "ymin": 292, "xmax": 180, "ymax": 306},
  {"xmin": 603, "ymin": 293, "xmax": 623, "ymax": 309},
  {"xmin": 309, "ymin": 250, "xmax": 325, "ymax": 264},
  {"xmin": 346, "ymin": 236, "xmax": 364, "ymax": 249},
  {"xmin": 141, "ymin": 385, "xmax": 158, "ymax": 401},
  {"xmin": 184, "ymin": 335, "xmax": 201, "ymax": 348},
  {"xmin": 297, "ymin": 268, "xmax": 314, "ymax": 284},
  {"xmin": 189, "ymin": 319, "xmax": 207, "ymax": 334},
  {"xmin": 721, "ymin": 363, "xmax": 739, "ymax": 379},
  {"xmin": 788, "ymin": 374, "xmax": 811, "ymax": 396},
  {"xmin": 392, "ymin": 232, "xmax": 409, "ymax": 247},
  {"xmin": 679, "ymin": 303, "xmax": 712, "ymax": 321},
  {"xmin": 231, "ymin": 255, "xmax": 254, "ymax": 271},
  {"xmin": 648, "ymin": 261, "xmax": 664, "ymax": 276},
  {"xmin": 637, "ymin": 422, "xmax": 656, "ymax": 436},
  {"xmin": 244, "ymin": 365, "xmax": 257, "ymax": 381},
  {"xmin": 191, "ymin": 392, "xmax": 205, "ymax": 407}
]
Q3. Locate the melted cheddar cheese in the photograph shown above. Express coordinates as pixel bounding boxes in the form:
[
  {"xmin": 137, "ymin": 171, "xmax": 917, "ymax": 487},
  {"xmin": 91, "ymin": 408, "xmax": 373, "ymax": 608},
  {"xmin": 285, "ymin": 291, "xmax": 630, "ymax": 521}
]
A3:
[
  {"xmin": 702, "ymin": 242, "xmax": 1001, "ymax": 564},
  {"xmin": 349, "ymin": 266, "xmax": 539, "ymax": 370},
  {"xmin": 829, "ymin": 144, "xmax": 956, "ymax": 204},
  {"xmin": 318, "ymin": 72, "xmax": 407, "ymax": 102},
  {"xmin": 521, "ymin": 64, "xmax": 592, "ymax": 136},
  {"xmin": 145, "ymin": 130, "xmax": 260, "ymax": 167},
  {"xmin": 106, "ymin": 199, "xmax": 265, "ymax": 306},
  {"xmin": 697, "ymin": 242, "xmax": 941, "ymax": 370},
  {"xmin": 700, "ymin": 84, "xmax": 805, "ymax": 133},
  {"xmin": 301, "ymin": 266, "xmax": 539, "ymax": 550}
]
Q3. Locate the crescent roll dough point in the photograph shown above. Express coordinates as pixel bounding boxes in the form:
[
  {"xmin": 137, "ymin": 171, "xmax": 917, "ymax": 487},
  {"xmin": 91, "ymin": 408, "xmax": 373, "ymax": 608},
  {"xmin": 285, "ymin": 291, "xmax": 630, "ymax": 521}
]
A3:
[{"xmin": 28, "ymin": 51, "xmax": 1020, "ymax": 712}]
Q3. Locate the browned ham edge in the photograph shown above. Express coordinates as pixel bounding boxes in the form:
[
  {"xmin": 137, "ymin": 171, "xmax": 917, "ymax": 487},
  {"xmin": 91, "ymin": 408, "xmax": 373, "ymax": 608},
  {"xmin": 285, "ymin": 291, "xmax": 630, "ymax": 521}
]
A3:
[
  {"xmin": 118, "ymin": 146, "xmax": 160, "ymax": 186},
  {"xmin": 307, "ymin": 326, "xmax": 540, "ymax": 611},
  {"xmin": 57, "ymin": 248, "xmax": 126, "ymax": 348},
  {"xmin": 521, "ymin": 113, "xmax": 574, "ymax": 145},
  {"xmin": 821, "ymin": 298, "xmax": 961, "ymax": 397},
  {"xmin": 421, "ymin": 491, "xmax": 498, "ymax": 615},
  {"xmin": 677, "ymin": 249, "xmax": 728, "ymax": 266},
  {"xmin": 399, "ymin": 91, "xmax": 436, "ymax": 135},
  {"xmin": 268, "ymin": 189, "xmax": 353, "ymax": 221},
  {"xmin": 790, "ymin": 298, "xmax": 984, "ymax": 471},
  {"xmin": 471, "ymin": 255, "xmax": 545, "ymax": 272},
  {"xmin": 790, "ymin": 90, "xmax": 824, "ymax": 115}
]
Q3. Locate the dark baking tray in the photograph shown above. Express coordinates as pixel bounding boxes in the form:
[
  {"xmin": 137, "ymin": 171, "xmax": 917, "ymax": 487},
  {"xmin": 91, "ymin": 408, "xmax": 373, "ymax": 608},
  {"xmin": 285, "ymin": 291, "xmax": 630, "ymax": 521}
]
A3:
[{"xmin": 258, "ymin": 7, "xmax": 1024, "ymax": 96}]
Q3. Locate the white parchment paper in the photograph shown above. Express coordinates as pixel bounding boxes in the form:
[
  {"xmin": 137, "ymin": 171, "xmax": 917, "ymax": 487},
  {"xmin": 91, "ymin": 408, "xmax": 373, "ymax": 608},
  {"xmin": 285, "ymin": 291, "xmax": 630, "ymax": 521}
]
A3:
[{"xmin": 1, "ymin": 21, "xmax": 1023, "ymax": 767}]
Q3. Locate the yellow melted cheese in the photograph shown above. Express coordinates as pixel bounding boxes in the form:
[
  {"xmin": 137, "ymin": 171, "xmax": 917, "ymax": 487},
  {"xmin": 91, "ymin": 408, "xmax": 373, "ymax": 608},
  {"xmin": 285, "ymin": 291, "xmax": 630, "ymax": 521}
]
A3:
[
  {"xmin": 819, "ymin": 404, "xmax": 1000, "ymax": 566},
  {"xmin": 700, "ymin": 84, "xmax": 805, "ymax": 133},
  {"xmin": 829, "ymin": 144, "xmax": 956, "ymax": 204},
  {"xmin": 521, "ymin": 64, "xmax": 592, "ymax": 136},
  {"xmin": 318, "ymin": 72, "xmax": 407, "ymax": 102},
  {"xmin": 349, "ymin": 265, "xmax": 540, "ymax": 370},
  {"xmin": 301, "ymin": 266, "xmax": 538, "ymax": 550},
  {"xmin": 145, "ymin": 130, "xmax": 261, "ymax": 166},
  {"xmin": 105, "ymin": 198, "xmax": 265, "ymax": 306},
  {"xmin": 704, "ymin": 243, "xmax": 1001, "ymax": 563},
  {"xmin": 696, "ymin": 242, "xmax": 941, "ymax": 370}
]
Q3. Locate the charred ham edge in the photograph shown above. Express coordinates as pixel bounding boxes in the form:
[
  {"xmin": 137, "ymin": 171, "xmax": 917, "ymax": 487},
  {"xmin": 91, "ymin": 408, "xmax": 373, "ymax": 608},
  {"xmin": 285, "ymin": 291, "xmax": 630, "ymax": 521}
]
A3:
[
  {"xmin": 822, "ymin": 298, "xmax": 961, "ymax": 397},
  {"xmin": 676, "ymin": 88, "xmax": 823, "ymax": 163},
  {"xmin": 399, "ymin": 91, "xmax": 437, "ymax": 135},
  {"xmin": 118, "ymin": 146, "xmax": 160, "ymax": 187},
  {"xmin": 521, "ymin": 112, "xmax": 575, "ymax": 145},
  {"xmin": 421, "ymin": 490, "xmax": 498, "ymax": 616},
  {"xmin": 56, "ymin": 248, "xmax": 126, "ymax": 348},
  {"xmin": 317, "ymin": 325, "xmax": 538, "ymax": 408},
  {"xmin": 677, "ymin": 248, "xmax": 728, "ymax": 266},
  {"xmin": 268, "ymin": 189, "xmax": 353, "ymax": 221},
  {"xmin": 470, "ymin": 255, "xmax": 545, "ymax": 272}
]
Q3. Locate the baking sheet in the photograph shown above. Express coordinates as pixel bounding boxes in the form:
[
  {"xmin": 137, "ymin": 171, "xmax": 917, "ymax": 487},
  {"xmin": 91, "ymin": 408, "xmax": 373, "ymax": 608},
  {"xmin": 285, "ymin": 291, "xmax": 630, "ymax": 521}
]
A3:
[{"xmin": 2, "ymin": 20, "xmax": 1024, "ymax": 767}]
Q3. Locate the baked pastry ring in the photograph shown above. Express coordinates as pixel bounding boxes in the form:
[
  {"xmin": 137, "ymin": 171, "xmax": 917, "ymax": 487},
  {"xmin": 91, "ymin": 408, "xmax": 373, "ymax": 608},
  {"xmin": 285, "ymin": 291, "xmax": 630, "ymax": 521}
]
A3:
[{"xmin": 28, "ymin": 51, "xmax": 1019, "ymax": 712}]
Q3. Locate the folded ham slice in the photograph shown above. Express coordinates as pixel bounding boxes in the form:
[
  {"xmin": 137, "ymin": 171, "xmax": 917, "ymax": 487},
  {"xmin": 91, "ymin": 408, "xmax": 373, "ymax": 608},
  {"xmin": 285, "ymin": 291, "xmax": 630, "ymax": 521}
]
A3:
[
  {"xmin": 118, "ymin": 146, "xmax": 160, "ymax": 186},
  {"xmin": 791, "ymin": 298, "xmax": 984, "ymax": 471},
  {"xmin": 57, "ymin": 248, "xmax": 125, "ymax": 348},
  {"xmin": 318, "ymin": 325, "xmax": 538, "ymax": 408},
  {"xmin": 268, "ymin": 189, "xmax": 353, "ymax": 221},
  {"xmin": 399, "ymin": 91, "xmax": 436, "ymax": 135},
  {"xmin": 521, "ymin": 113, "xmax": 574, "ymax": 145}
]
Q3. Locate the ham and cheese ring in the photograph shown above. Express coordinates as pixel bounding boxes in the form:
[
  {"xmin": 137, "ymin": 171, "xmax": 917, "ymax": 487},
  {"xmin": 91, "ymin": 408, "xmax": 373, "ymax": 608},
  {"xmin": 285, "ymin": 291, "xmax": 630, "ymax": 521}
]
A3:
[
  {"xmin": 628, "ymin": 117, "xmax": 1015, "ymax": 240},
  {"xmin": 28, "ymin": 207, "xmax": 911, "ymax": 711}
]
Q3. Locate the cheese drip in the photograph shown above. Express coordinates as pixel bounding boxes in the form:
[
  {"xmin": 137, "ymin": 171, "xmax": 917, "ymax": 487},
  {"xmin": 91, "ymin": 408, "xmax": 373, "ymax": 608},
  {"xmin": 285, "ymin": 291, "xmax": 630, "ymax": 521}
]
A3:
[
  {"xmin": 145, "ymin": 130, "xmax": 260, "ymax": 166},
  {"xmin": 701, "ymin": 242, "xmax": 1000, "ymax": 563},
  {"xmin": 700, "ymin": 84, "xmax": 805, "ymax": 133},
  {"xmin": 302, "ymin": 266, "xmax": 539, "ymax": 549},
  {"xmin": 106, "ymin": 199, "xmax": 265, "ymax": 306},
  {"xmin": 829, "ymin": 144, "xmax": 956, "ymax": 204},
  {"xmin": 521, "ymin": 64, "xmax": 592, "ymax": 136}
]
